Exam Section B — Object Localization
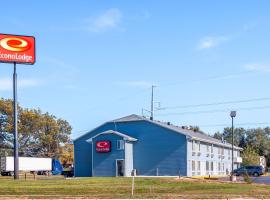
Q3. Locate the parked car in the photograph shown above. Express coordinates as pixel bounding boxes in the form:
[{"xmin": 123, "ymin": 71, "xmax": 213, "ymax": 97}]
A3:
[{"xmin": 233, "ymin": 165, "xmax": 265, "ymax": 177}]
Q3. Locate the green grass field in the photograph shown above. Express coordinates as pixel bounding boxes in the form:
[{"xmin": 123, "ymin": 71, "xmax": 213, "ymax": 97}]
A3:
[{"xmin": 0, "ymin": 176, "xmax": 270, "ymax": 199}]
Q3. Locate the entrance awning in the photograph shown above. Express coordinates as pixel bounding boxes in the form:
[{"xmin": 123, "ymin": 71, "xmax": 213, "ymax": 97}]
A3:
[{"xmin": 86, "ymin": 130, "xmax": 137, "ymax": 143}]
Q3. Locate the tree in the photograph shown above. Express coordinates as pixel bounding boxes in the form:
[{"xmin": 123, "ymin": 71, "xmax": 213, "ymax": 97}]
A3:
[
  {"xmin": 0, "ymin": 98, "xmax": 72, "ymax": 159},
  {"xmin": 214, "ymin": 126, "xmax": 270, "ymax": 167},
  {"xmin": 59, "ymin": 143, "xmax": 74, "ymax": 167},
  {"xmin": 242, "ymin": 145, "xmax": 260, "ymax": 166}
]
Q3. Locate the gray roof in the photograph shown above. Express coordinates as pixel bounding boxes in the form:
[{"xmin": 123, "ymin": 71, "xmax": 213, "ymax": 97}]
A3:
[
  {"xmin": 86, "ymin": 130, "xmax": 137, "ymax": 143},
  {"xmin": 111, "ymin": 114, "xmax": 242, "ymax": 150}
]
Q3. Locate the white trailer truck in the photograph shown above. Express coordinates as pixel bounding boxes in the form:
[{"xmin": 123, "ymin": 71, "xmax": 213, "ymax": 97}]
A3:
[{"xmin": 0, "ymin": 156, "xmax": 53, "ymax": 176}]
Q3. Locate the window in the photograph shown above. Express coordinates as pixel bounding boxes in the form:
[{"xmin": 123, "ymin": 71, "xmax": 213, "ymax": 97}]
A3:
[
  {"xmin": 197, "ymin": 161, "xmax": 201, "ymax": 175},
  {"xmin": 207, "ymin": 144, "xmax": 209, "ymax": 152},
  {"xmin": 211, "ymin": 162, "xmax": 214, "ymax": 171},
  {"xmin": 197, "ymin": 161, "xmax": 200, "ymax": 171},
  {"xmin": 221, "ymin": 148, "xmax": 224, "ymax": 155},
  {"xmin": 117, "ymin": 140, "xmax": 125, "ymax": 150},
  {"xmin": 198, "ymin": 142, "xmax": 201, "ymax": 152},
  {"xmin": 192, "ymin": 160, "xmax": 196, "ymax": 171},
  {"xmin": 211, "ymin": 144, "xmax": 214, "ymax": 154},
  {"xmin": 192, "ymin": 140, "xmax": 195, "ymax": 151},
  {"xmin": 206, "ymin": 161, "xmax": 209, "ymax": 171}
]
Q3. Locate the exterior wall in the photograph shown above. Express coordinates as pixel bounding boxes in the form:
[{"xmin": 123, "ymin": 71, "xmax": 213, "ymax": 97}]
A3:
[
  {"xmin": 92, "ymin": 134, "xmax": 124, "ymax": 177},
  {"xmin": 113, "ymin": 121, "xmax": 187, "ymax": 176},
  {"xmin": 187, "ymin": 139, "xmax": 241, "ymax": 176},
  {"xmin": 74, "ymin": 123, "xmax": 116, "ymax": 177},
  {"xmin": 74, "ymin": 119, "xmax": 241, "ymax": 177},
  {"xmin": 74, "ymin": 120, "xmax": 187, "ymax": 177}
]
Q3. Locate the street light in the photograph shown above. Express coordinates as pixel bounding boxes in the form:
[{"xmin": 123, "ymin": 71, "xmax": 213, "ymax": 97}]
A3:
[{"xmin": 230, "ymin": 111, "xmax": 236, "ymax": 181}]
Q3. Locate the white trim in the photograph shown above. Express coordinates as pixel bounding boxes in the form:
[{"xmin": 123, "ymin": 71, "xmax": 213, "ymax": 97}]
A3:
[{"xmin": 86, "ymin": 130, "xmax": 137, "ymax": 143}]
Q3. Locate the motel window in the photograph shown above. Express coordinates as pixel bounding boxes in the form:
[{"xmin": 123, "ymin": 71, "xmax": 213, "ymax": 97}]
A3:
[
  {"xmin": 192, "ymin": 161, "xmax": 195, "ymax": 171},
  {"xmin": 206, "ymin": 161, "xmax": 209, "ymax": 171},
  {"xmin": 117, "ymin": 140, "xmax": 125, "ymax": 150},
  {"xmin": 211, "ymin": 162, "xmax": 214, "ymax": 171},
  {"xmin": 218, "ymin": 163, "xmax": 221, "ymax": 172},
  {"xmin": 207, "ymin": 144, "xmax": 209, "ymax": 152},
  {"xmin": 218, "ymin": 147, "xmax": 221, "ymax": 155},
  {"xmin": 221, "ymin": 148, "xmax": 224, "ymax": 155},
  {"xmin": 198, "ymin": 142, "xmax": 201, "ymax": 152},
  {"xmin": 197, "ymin": 161, "xmax": 200, "ymax": 171},
  {"xmin": 192, "ymin": 141, "xmax": 195, "ymax": 152},
  {"xmin": 211, "ymin": 144, "xmax": 214, "ymax": 154}
]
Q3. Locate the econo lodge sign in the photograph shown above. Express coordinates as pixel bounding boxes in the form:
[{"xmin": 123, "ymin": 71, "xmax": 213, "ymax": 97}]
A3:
[
  {"xmin": 0, "ymin": 34, "xmax": 35, "ymax": 64},
  {"xmin": 96, "ymin": 141, "xmax": 111, "ymax": 153}
]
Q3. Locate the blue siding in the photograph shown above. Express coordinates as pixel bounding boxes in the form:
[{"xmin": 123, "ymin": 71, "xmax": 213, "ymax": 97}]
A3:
[
  {"xmin": 74, "ymin": 123, "xmax": 116, "ymax": 177},
  {"xmin": 112, "ymin": 121, "xmax": 187, "ymax": 176},
  {"xmin": 92, "ymin": 134, "xmax": 124, "ymax": 177},
  {"xmin": 74, "ymin": 120, "xmax": 187, "ymax": 177}
]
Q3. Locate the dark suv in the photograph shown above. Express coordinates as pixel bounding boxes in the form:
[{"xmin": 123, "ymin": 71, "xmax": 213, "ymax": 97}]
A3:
[{"xmin": 233, "ymin": 165, "xmax": 265, "ymax": 177}]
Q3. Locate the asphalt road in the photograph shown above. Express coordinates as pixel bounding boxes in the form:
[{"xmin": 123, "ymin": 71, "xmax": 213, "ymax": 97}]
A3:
[{"xmin": 251, "ymin": 176, "xmax": 270, "ymax": 184}]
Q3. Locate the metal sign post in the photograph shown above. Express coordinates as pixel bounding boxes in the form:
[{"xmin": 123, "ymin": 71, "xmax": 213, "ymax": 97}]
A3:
[
  {"xmin": 13, "ymin": 62, "xmax": 19, "ymax": 179},
  {"xmin": 0, "ymin": 34, "xmax": 36, "ymax": 180}
]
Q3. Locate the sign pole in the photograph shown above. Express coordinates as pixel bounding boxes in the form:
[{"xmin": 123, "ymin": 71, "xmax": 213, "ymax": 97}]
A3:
[
  {"xmin": 0, "ymin": 33, "xmax": 36, "ymax": 180},
  {"xmin": 13, "ymin": 62, "xmax": 19, "ymax": 180}
]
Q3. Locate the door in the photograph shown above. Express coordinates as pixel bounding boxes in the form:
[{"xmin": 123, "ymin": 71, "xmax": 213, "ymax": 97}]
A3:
[{"xmin": 116, "ymin": 160, "xmax": 125, "ymax": 176}]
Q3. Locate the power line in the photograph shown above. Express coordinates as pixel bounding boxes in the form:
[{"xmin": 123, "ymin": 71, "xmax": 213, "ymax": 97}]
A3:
[
  {"xmin": 160, "ymin": 71, "xmax": 254, "ymax": 87},
  {"xmin": 157, "ymin": 97, "xmax": 270, "ymax": 110},
  {"xmin": 156, "ymin": 105, "xmax": 270, "ymax": 116}
]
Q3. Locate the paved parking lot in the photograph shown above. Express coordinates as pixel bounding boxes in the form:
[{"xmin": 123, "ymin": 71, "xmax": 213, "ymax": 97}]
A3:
[
  {"xmin": 219, "ymin": 175, "xmax": 270, "ymax": 184},
  {"xmin": 251, "ymin": 176, "xmax": 270, "ymax": 184}
]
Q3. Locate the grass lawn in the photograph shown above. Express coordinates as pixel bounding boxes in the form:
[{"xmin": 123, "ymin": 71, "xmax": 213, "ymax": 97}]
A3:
[{"xmin": 0, "ymin": 176, "xmax": 270, "ymax": 199}]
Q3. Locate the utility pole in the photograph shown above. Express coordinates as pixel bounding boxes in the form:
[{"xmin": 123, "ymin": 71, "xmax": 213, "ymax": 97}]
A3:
[
  {"xmin": 230, "ymin": 111, "xmax": 236, "ymax": 181},
  {"xmin": 150, "ymin": 85, "xmax": 156, "ymax": 120}
]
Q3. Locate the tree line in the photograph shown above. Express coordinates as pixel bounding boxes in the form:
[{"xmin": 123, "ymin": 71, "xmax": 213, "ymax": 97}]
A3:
[
  {"xmin": 0, "ymin": 98, "xmax": 73, "ymax": 165},
  {"xmin": 214, "ymin": 127, "xmax": 270, "ymax": 167}
]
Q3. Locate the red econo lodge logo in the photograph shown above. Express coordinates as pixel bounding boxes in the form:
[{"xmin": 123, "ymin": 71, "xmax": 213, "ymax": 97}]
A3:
[
  {"xmin": 96, "ymin": 141, "xmax": 111, "ymax": 153},
  {"xmin": 0, "ymin": 34, "xmax": 35, "ymax": 64}
]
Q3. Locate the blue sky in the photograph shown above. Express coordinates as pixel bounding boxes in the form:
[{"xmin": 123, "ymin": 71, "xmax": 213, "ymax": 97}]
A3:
[{"xmin": 0, "ymin": 0, "xmax": 270, "ymax": 138}]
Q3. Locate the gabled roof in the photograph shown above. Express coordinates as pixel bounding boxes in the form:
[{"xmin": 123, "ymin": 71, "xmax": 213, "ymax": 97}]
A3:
[
  {"xmin": 86, "ymin": 130, "xmax": 137, "ymax": 143},
  {"xmin": 110, "ymin": 114, "xmax": 145, "ymax": 122},
  {"xmin": 74, "ymin": 114, "xmax": 242, "ymax": 150},
  {"xmin": 110, "ymin": 114, "xmax": 242, "ymax": 150}
]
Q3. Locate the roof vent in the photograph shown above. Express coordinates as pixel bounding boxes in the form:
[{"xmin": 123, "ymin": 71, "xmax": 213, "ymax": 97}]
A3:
[
  {"xmin": 167, "ymin": 122, "xmax": 171, "ymax": 125},
  {"xmin": 181, "ymin": 126, "xmax": 186, "ymax": 129}
]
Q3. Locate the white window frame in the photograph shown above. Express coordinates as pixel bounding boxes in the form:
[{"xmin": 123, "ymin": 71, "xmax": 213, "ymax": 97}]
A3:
[
  {"xmin": 117, "ymin": 140, "xmax": 125, "ymax": 150},
  {"xmin": 197, "ymin": 161, "xmax": 201, "ymax": 175}
]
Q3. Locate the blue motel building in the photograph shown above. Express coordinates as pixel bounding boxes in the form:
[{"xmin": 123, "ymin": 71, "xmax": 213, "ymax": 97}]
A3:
[{"xmin": 74, "ymin": 114, "xmax": 242, "ymax": 177}]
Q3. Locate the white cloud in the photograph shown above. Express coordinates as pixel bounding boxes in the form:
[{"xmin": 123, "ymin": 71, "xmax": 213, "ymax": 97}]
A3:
[
  {"xmin": 84, "ymin": 8, "xmax": 122, "ymax": 32},
  {"xmin": 0, "ymin": 78, "xmax": 41, "ymax": 91},
  {"xmin": 244, "ymin": 63, "xmax": 270, "ymax": 72},
  {"xmin": 197, "ymin": 36, "xmax": 229, "ymax": 50}
]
